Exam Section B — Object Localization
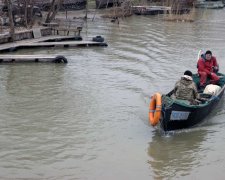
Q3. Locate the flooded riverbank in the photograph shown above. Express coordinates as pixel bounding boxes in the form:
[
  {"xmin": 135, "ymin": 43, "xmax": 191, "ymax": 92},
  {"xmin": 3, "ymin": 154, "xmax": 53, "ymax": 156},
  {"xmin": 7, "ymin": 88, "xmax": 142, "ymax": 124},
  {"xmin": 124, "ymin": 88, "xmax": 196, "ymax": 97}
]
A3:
[{"xmin": 0, "ymin": 8, "xmax": 225, "ymax": 179}]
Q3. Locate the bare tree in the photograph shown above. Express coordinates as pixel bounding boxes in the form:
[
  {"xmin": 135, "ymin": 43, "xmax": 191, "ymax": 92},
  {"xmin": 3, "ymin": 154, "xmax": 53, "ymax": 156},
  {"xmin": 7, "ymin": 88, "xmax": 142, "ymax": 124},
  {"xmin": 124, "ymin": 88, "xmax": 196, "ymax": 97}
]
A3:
[
  {"xmin": 45, "ymin": 0, "xmax": 62, "ymax": 23},
  {"xmin": 6, "ymin": 0, "xmax": 15, "ymax": 41},
  {"xmin": 19, "ymin": 0, "xmax": 35, "ymax": 27},
  {"xmin": 24, "ymin": 0, "xmax": 28, "ymax": 27},
  {"xmin": 84, "ymin": 0, "xmax": 88, "ymax": 19},
  {"xmin": 28, "ymin": 0, "xmax": 34, "ymax": 27}
]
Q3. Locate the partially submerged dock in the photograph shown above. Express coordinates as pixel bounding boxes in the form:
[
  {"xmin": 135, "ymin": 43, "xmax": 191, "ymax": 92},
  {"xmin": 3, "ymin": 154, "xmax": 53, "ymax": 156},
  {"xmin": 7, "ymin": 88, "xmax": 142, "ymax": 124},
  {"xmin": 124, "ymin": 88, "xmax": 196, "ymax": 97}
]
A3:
[
  {"xmin": 0, "ymin": 54, "xmax": 68, "ymax": 63},
  {"xmin": 0, "ymin": 18, "xmax": 108, "ymax": 63},
  {"xmin": 0, "ymin": 35, "xmax": 108, "ymax": 53},
  {"xmin": 0, "ymin": 34, "xmax": 107, "ymax": 63}
]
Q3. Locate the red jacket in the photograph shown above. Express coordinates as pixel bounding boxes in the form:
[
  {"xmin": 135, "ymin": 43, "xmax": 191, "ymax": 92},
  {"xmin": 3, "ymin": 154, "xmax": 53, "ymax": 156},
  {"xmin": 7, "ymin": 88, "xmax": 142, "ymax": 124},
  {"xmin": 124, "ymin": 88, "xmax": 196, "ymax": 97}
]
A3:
[{"xmin": 197, "ymin": 56, "xmax": 218, "ymax": 75}]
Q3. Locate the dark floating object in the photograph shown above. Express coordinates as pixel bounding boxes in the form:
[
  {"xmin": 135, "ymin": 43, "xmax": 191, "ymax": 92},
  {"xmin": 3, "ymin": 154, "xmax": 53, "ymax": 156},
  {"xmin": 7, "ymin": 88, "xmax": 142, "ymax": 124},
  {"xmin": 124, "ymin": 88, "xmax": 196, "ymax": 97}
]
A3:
[{"xmin": 92, "ymin": 36, "xmax": 104, "ymax": 42}]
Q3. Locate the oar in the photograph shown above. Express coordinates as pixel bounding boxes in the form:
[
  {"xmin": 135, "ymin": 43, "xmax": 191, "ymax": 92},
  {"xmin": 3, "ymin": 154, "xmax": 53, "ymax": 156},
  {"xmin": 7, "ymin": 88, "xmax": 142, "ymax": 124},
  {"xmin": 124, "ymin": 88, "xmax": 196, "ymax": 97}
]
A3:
[{"xmin": 197, "ymin": 49, "xmax": 203, "ymax": 60}]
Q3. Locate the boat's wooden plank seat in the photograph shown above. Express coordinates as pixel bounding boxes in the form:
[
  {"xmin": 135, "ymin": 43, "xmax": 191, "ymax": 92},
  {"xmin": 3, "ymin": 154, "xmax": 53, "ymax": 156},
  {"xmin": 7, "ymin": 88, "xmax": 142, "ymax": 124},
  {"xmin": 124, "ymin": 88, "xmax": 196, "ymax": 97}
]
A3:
[{"xmin": 199, "ymin": 93, "xmax": 212, "ymax": 99}]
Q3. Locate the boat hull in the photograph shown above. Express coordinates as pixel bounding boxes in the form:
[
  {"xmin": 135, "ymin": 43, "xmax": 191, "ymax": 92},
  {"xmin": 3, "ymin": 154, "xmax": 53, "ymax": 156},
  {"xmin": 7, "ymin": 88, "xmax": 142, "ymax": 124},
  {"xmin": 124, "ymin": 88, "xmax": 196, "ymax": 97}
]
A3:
[
  {"xmin": 194, "ymin": 0, "xmax": 224, "ymax": 9},
  {"xmin": 159, "ymin": 84, "xmax": 225, "ymax": 131},
  {"xmin": 132, "ymin": 6, "xmax": 171, "ymax": 15}
]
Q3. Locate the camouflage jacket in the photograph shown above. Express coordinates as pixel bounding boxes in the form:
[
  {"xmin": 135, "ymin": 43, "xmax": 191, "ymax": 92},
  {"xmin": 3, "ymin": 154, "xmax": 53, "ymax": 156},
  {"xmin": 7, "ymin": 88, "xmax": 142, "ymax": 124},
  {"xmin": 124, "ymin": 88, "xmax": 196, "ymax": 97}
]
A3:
[{"xmin": 174, "ymin": 75, "xmax": 199, "ymax": 101}]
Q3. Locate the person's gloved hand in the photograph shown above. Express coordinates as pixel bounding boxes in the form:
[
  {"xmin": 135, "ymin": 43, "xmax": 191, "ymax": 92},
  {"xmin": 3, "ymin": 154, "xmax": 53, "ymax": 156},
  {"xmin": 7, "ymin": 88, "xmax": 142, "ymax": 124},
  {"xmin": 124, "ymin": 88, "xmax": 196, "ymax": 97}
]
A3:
[
  {"xmin": 213, "ymin": 66, "xmax": 219, "ymax": 73},
  {"xmin": 210, "ymin": 72, "xmax": 216, "ymax": 76}
]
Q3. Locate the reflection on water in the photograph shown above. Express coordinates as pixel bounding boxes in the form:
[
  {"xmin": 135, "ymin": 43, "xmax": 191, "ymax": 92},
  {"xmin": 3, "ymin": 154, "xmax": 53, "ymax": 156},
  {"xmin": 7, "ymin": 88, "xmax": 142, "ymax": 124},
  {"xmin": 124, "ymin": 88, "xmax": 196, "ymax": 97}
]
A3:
[
  {"xmin": 148, "ymin": 130, "xmax": 207, "ymax": 179},
  {"xmin": 0, "ymin": 64, "xmax": 67, "ymax": 121}
]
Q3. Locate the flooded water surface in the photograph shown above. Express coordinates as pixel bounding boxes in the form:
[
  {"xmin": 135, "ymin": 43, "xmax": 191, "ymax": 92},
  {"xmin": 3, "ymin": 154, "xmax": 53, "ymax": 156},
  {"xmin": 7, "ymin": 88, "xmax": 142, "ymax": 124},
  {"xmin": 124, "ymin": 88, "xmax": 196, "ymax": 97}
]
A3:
[{"xmin": 1, "ymin": 9, "xmax": 225, "ymax": 179}]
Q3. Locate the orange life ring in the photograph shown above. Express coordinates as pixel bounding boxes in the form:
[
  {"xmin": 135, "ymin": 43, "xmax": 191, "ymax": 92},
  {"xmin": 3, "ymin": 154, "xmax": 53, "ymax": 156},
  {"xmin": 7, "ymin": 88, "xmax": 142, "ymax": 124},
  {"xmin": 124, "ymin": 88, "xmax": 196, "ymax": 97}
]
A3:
[{"xmin": 149, "ymin": 93, "xmax": 162, "ymax": 126}]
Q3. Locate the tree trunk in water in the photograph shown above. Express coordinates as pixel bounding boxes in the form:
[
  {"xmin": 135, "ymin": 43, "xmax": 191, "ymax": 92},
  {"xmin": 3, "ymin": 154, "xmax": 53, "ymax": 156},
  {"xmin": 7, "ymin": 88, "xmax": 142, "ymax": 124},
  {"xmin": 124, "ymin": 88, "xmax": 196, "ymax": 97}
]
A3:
[
  {"xmin": 84, "ymin": 0, "xmax": 88, "ymax": 19},
  {"xmin": 24, "ymin": 0, "xmax": 28, "ymax": 27},
  {"xmin": 45, "ymin": 0, "xmax": 61, "ymax": 23},
  {"xmin": 6, "ymin": 0, "xmax": 15, "ymax": 41},
  {"xmin": 28, "ymin": 0, "xmax": 34, "ymax": 27},
  {"xmin": 45, "ymin": 0, "xmax": 56, "ymax": 23}
]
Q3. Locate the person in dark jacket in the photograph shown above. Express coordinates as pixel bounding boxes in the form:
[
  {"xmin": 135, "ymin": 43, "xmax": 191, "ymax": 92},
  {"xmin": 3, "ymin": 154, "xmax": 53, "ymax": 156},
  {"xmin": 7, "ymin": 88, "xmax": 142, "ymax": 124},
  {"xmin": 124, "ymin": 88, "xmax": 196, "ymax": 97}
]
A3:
[
  {"xmin": 197, "ymin": 50, "xmax": 220, "ymax": 89},
  {"xmin": 173, "ymin": 70, "xmax": 199, "ymax": 104}
]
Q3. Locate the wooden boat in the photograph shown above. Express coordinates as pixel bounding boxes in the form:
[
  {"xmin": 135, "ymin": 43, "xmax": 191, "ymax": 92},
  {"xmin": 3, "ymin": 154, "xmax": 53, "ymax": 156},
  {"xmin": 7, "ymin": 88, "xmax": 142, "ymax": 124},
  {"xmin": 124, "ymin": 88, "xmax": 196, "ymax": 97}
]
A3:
[
  {"xmin": 34, "ymin": 0, "xmax": 87, "ymax": 11},
  {"xmin": 95, "ymin": 0, "xmax": 122, "ymax": 9},
  {"xmin": 132, "ymin": 6, "xmax": 171, "ymax": 15},
  {"xmin": 194, "ymin": 0, "xmax": 224, "ymax": 9},
  {"xmin": 149, "ymin": 73, "xmax": 225, "ymax": 132}
]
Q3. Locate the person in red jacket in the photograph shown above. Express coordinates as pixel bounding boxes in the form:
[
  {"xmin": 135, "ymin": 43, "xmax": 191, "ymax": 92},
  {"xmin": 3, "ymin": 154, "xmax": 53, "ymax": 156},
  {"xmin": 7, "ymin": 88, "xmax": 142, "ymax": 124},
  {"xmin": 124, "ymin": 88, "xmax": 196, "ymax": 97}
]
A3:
[{"xmin": 197, "ymin": 50, "xmax": 220, "ymax": 89}]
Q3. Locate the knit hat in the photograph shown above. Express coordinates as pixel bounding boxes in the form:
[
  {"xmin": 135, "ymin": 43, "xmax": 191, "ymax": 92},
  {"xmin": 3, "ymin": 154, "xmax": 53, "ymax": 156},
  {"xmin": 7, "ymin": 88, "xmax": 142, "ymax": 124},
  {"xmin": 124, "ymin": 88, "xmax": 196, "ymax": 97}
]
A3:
[
  {"xmin": 205, "ymin": 50, "xmax": 212, "ymax": 55},
  {"xmin": 184, "ymin": 70, "xmax": 193, "ymax": 77}
]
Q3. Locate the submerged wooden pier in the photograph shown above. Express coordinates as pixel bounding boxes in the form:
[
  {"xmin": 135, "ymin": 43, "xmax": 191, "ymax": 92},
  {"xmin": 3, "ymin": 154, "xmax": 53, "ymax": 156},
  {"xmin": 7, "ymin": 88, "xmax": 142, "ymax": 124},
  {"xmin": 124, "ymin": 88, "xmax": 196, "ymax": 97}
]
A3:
[
  {"xmin": 16, "ymin": 41, "xmax": 107, "ymax": 49},
  {"xmin": 0, "ymin": 35, "xmax": 107, "ymax": 63},
  {"xmin": 0, "ymin": 54, "xmax": 68, "ymax": 63},
  {"xmin": 0, "ymin": 35, "xmax": 108, "ymax": 53}
]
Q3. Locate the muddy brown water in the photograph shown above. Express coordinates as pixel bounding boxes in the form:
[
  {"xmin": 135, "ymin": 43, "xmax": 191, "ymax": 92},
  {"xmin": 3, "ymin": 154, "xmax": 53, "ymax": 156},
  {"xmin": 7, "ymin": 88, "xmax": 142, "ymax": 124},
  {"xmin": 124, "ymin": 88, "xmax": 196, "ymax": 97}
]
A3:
[{"xmin": 0, "ymin": 9, "xmax": 225, "ymax": 179}]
